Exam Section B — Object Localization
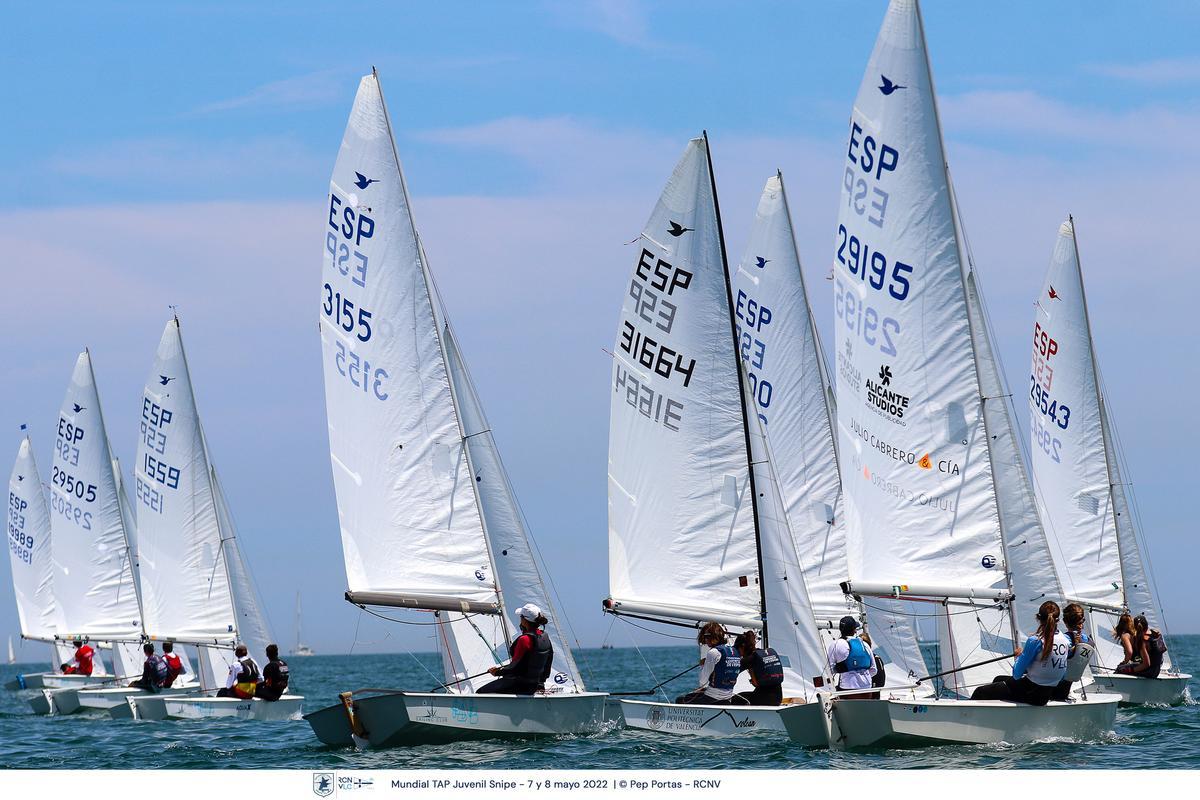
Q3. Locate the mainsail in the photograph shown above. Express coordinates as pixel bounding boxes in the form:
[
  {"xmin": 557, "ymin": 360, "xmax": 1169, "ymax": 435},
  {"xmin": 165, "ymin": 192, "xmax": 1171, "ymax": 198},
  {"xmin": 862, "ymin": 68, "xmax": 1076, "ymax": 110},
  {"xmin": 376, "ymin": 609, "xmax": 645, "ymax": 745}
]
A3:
[
  {"xmin": 50, "ymin": 351, "xmax": 144, "ymax": 646},
  {"xmin": 1029, "ymin": 220, "xmax": 1173, "ymax": 670},
  {"xmin": 319, "ymin": 72, "xmax": 583, "ymax": 693},
  {"xmin": 834, "ymin": 0, "xmax": 1062, "ymax": 697},
  {"xmin": 731, "ymin": 174, "xmax": 929, "ymax": 691},
  {"xmin": 7, "ymin": 436, "xmax": 58, "ymax": 645}
]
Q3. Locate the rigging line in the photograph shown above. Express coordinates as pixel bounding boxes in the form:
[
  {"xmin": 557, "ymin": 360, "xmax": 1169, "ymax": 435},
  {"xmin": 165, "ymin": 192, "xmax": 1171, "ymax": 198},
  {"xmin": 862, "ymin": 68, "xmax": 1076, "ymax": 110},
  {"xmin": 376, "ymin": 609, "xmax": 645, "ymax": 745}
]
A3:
[
  {"xmin": 356, "ymin": 605, "xmax": 488, "ymax": 627},
  {"xmin": 618, "ymin": 618, "xmax": 667, "ymax": 702},
  {"xmin": 615, "ymin": 615, "xmax": 697, "ymax": 640},
  {"xmin": 461, "ymin": 612, "xmax": 503, "ymax": 665},
  {"xmin": 858, "ymin": 599, "xmax": 1006, "ymax": 618},
  {"xmin": 349, "ymin": 608, "xmax": 363, "ymax": 657},
  {"xmin": 436, "ymin": 615, "xmax": 463, "ymax": 687},
  {"xmin": 407, "ymin": 647, "xmax": 445, "ymax": 688}
]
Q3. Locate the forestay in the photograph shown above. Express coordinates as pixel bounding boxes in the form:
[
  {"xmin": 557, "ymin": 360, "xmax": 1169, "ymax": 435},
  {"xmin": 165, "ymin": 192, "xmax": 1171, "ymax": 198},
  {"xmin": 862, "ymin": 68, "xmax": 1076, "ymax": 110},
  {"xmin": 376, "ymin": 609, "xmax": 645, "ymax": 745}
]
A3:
[
  {"xmin": 607, "ymin": 137, "xmax": 762, "ymax": 629},
  {"xmin": 731, "ymin": 175, "xmax": 930, "ymax": 692},
  {"xmin": 1030, "ymin": 221, "xmax": 1172, "ymax": 670},
  {"xmin": 50, "ymin": 351, "xmax": 143, "ymax": 642},
  {"xmin": 7, "ymin": 437, "xmax": 58, "ymax": 643},
  {"xmin": 834, "ymin": 0, "xmax": 1059, "ymax": 695},
  {"xmin": 134, "ymin": 319, "xmax": 238, "ymax": 646}
]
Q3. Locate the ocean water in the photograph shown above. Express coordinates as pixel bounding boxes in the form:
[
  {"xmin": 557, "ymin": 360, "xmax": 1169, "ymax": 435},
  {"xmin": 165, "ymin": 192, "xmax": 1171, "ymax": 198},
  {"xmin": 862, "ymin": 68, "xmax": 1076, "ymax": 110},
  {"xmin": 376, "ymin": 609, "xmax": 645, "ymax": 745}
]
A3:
[{"xmin": 1, "ymin": 637, "xmax": 1197, "ymax": 770}]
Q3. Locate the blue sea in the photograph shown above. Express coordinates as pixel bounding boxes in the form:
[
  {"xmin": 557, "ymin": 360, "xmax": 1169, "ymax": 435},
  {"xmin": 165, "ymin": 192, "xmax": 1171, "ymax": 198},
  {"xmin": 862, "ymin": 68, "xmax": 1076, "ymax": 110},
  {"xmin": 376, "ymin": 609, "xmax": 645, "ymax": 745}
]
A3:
[{"xmin": 1, "ymin": 638, "xmax": 1197, "ymax": 770}]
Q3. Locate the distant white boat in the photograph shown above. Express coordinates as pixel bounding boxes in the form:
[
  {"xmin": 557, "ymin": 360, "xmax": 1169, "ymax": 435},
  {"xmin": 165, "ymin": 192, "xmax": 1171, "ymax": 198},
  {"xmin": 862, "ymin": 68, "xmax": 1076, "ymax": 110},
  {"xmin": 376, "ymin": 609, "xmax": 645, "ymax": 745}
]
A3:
[
  {"xmin": 293, "ymin": 593, "xmax": 315, "ymax": 657},
  {"xmin": 6, "ymin": 636, "xmax": 13, "ymax": 665},
  {"xmin": 303, "ymin": 70, "xmax": 604, "ymax": 749}
]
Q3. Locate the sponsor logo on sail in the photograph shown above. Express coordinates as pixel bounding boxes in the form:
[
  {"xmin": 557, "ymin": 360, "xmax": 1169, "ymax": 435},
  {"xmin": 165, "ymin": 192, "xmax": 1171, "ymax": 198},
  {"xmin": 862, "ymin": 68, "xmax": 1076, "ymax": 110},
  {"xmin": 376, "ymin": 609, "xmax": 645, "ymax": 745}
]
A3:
[
  {"xmin": 838, "ymin": 339, "xmax": 861, "ymax": 395},
  {"xmin": 865, "ymin": 364, "xmax": 910, "ymax": 425},
  {"xmin": 981, "ymin": 555, "xmax": 997, "ymax": 569}
]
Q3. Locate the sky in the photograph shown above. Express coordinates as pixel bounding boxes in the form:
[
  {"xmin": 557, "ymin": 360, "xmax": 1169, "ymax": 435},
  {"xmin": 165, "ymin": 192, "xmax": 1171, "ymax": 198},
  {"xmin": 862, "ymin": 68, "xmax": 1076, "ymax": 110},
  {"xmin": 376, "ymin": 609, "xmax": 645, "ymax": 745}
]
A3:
[{"xmin": 3, "ymin": 1, "xmax": 1200, "ymax": 662}]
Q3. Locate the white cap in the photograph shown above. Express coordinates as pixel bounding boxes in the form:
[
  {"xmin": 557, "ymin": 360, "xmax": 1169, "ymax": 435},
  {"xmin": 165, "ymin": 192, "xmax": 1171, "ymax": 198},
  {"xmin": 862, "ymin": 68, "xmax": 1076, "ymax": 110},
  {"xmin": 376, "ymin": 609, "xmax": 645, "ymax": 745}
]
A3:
[{"xmin": 516, "ymin": 603, "xmax": 544, "ymax": 623}]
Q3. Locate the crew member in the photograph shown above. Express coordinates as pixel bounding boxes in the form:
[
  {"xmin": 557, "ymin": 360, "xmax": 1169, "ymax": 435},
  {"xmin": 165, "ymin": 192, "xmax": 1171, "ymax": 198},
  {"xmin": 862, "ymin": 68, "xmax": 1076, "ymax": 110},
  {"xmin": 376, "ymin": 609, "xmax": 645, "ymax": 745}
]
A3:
[
  {"xmin": 971, "ymin": 601, "xmax": 1069, "ymax": 705},
  {"xmin": 675, "ymin": 621, "xmax": 741, "ymax": 706},
  {"xmin": 60, "ymin": 638, "xmax": 95, "ymax": 676},
  {"xmin": 256, "ymin": 644, "xmax": 290, "ymax": 701},
  {"xmin": 1116, "ymin": 614, "xmax": 1166, "ymax": 679},
  {"xmin": 128, "ymin": 643, "xmax": 168, "ymax": 693},
  {"xmin": 161, "ymin": 641, "xmax": 185, "ymax": 688},
  {"xmin": 827, "ymin": 616, "xmax": 878, "ymax": 700},
  {"xmin": 1052, "ymin": 602, "xmax": 1092, "ymax": 701},
  {"xmin": 217, "ymin": 644, "xmax": 261, "ymax": 699},
  {"xmin": 732, "ymin": 630, "xmax": 784, "ymax": 706},
  {"xmin": 478, "ymin": 604, "xmax": 554, "ymax": 695}
]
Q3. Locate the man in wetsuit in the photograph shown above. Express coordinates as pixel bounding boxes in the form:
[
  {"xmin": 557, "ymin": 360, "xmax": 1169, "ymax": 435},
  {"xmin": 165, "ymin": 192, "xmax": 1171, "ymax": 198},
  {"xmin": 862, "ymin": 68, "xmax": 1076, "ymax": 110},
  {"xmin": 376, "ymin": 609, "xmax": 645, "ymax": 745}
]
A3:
[{"xmin": 128, "ymin": 643, "xmax": 167, "ymax": 693}]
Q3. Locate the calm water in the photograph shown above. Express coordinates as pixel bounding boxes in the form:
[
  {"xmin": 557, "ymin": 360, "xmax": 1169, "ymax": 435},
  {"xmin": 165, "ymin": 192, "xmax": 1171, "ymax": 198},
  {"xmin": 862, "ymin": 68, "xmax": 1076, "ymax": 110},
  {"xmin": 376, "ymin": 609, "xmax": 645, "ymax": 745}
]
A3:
[{"xmin": 2, "ymin": 637, "xmax": 1197, "ymax": 770}]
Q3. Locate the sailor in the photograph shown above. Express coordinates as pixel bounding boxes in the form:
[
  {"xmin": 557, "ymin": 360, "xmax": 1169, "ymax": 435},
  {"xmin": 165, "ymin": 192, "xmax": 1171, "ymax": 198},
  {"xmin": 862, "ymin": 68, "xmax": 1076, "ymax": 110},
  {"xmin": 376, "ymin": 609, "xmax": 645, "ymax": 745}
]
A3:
[
  {"xmin": 674, "ymin": 621, "xmax": 740, "ymax": 706},
  {"xmin": 128, "ymin": 643, "xmax": 168, "ymax": 693},
  {"xmin": 60, "ymin": 638, "xmax": 95, "ymax": 676},
  {"xmin": 827, "ymin": 616, "xmax": 878, "ymax": 700},
  {"xmin": 477, "ymin": 604, "xmax": 554, "ymax": 695},
  {"xmin": 256, "ymin": 644, "xmax": 290, "ymax": 701},
  {"xmin": 160, "ymin": 641, "xmax": 185, "ymax": 688},
  {"xmin": 971, "ymin": 600, "xmax": 1069, "ymax": 705},
  {"xmin": 732, "ymin": 630, "xmax": 784, "ymax": 706},
  {"xmin": 1112, "ymin": 612, "xmax": 1138, "ymax": 666},
  {"xmin": 217, "ymin": 644, "xmax": 261, "ymax": 699},
  {"xmin": 1052, "ymin": 602, "xmax": 1093, "ymax": 700},
  {"xmin": 1116, "ymin": 614, "xmax": 1166, "ymax": 679}
]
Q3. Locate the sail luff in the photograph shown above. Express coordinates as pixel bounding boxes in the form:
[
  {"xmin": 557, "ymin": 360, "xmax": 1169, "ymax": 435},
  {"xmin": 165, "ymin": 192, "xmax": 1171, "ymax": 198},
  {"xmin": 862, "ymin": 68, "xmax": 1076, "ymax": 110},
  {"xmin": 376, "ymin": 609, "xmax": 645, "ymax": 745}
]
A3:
[{"xmin": 705, "ymin": 131, "xmax": 769, "ymax": 644}]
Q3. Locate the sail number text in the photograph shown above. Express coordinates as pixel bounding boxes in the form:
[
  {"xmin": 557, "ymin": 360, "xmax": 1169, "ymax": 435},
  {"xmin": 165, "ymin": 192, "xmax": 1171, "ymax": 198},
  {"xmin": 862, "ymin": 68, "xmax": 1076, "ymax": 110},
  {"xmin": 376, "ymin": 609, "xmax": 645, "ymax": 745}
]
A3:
[
  {"xmin": 334, "ymin": 341, "xmax": 389, "ymax": 401},
  {"xmin": 836, "ymin": 225, "xmax": 912, "ymax": 301},
  {"xmin": 322, "ymin": 283, "xmax": 373, "ymax": 342},
  {"xmin": 834, "ymin": 277, "xmax": 899, "ymax": 357},
  {"xmin": 1029, "ymin": 377, "xmax": 1070, "ymax": 430},
  {"xmin": 8, "ymin": 492, "xmax": 33, "ymax": 564}
]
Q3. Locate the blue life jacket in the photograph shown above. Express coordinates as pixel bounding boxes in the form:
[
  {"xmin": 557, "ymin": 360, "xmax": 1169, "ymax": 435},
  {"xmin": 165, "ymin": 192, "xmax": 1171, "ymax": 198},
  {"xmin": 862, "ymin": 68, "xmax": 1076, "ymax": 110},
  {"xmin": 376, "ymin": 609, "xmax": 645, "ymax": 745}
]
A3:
[
  {"xmin": 707, "ymin": 644, "xmax": 741, "ymax": 691},
  {"xmin": 839, "ymin": 638, "xmax": 872, "ymax": 672}
]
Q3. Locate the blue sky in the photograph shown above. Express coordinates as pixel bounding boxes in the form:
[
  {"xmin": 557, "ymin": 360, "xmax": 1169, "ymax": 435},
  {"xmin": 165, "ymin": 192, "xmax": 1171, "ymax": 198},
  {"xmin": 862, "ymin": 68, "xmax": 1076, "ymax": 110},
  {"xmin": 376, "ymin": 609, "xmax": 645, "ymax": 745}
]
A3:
[{"xmin": 3, "ymin": 1, "xmax": 1200, "ymax": 659}]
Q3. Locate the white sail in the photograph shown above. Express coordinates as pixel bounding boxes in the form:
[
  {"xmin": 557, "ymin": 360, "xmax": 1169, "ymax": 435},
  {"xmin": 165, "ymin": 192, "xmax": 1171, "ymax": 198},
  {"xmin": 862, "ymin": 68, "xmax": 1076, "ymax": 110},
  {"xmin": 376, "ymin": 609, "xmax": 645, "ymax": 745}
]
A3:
[
  {"xmin": 213, "ymin": 469, "xmax": 274, "ymax": 668},
  {"xmin": 320, "ymin": 73, "xmax": 495, "ymax": 615},
  {"xmin": 134, "ymin": 319, "xmax": 238, "ymax": 645},
  {"xmin": 731, "ymin": 174, "xmax": 930, "ymax": 692},
  {"xmin": 7, "ymin": 436, "xmax": 57, "ymax": 642},
  {"xmin": 1030, "ymin": 221, "xmax": 1172, "ymax": 670},
  {"xmin": 833, "ymin": 0, "xmax": 1066, "ymax": 692},
  {"xmin": 442, "ymin": 326, "xmax": 583, "ymax": 692},
  {"xmin": 50, "ymin": 351, "xmax": 143, "ymax": 641},
  {"xmin": 607, "ymin": 137, "xmax": 762, "ymax": 628}
]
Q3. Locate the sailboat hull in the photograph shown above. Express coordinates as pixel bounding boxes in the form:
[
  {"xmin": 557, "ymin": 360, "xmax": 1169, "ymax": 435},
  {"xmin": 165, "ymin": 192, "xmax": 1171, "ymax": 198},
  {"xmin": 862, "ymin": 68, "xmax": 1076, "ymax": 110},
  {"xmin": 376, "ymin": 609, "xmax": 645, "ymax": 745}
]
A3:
[
  {"xmin": 37, "ymin": 673, "xmax": 112, "ymax": 690},
  {"xmin": 306, "ymin": 691, "xmax": 608, "ymax": 749},
  {"xmin": 5, "ymin": 671, "xmax": 73, "ymax": 690},
  {"xmin": 805, "ymin": 694, "xmax": 1120, "ymax": 748},
  {"xmin": 128, "ymin": 693, "xmax": 304, "ymax": 721},
  {"xmin": 1091, "ymin": 673, "xmax": 1191, "ymax": 706},
  {"xmin": 32, "ymin": 685, "xmax": 90, "ymax": 715},
  {"xmin": 77, "ymin": 684, "xmax": 199, "ymax": 716},
  {"xmin": 618, "ymin": 699, "xmax": 826, "ymax": 745}
]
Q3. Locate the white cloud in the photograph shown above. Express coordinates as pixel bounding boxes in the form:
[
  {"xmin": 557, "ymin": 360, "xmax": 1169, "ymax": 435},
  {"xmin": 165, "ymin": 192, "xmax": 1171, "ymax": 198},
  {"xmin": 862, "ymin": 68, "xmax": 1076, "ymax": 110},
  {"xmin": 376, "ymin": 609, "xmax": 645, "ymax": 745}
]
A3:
[
  {"xmin": 1085, "ymin": 57, "xmax": 1200, "ymax": 85},
  {"xmin": 542, "ymin": 0, "xmax": 688, "ymax": 53},
  {"xmin": 192, "ymin": 71, "xmax": 345, "ymax": 114}
]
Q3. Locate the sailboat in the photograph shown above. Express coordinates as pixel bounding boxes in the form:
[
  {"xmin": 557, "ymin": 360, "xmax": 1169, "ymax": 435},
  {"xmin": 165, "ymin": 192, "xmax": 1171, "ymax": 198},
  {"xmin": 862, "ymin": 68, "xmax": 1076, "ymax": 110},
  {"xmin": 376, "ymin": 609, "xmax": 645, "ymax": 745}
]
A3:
[
  {"xmin": 33, "ymin": 351, "xmax": 149, "ymax": 714},
  {"xmin": 6, "ymin": 637, "xmax": 12, "ymax": 665},
  {"xmin": 603, "ymin": 137, "xmax": 831, "ymax": 743},
  {"xmin": 303, "ymin": 71, "xmax": 605, "ymax": 749},
  {"xmin": 124, "ymin": 317, "xmax": 301, "ymax": 721},
  {"xmin": 780, "ymin": 0, "xmax": 1119, "ymax": 746},
  {"xmin": 730, "ymin": 173, "xmax": 934, "ymax": 697},
  {"xmin": 1029, "ymin": 219, "xmax": 1191, "ymax": 706},
  {"xmin": 293, "ymin": 593, "xmax": 315, "ymax": 657}
]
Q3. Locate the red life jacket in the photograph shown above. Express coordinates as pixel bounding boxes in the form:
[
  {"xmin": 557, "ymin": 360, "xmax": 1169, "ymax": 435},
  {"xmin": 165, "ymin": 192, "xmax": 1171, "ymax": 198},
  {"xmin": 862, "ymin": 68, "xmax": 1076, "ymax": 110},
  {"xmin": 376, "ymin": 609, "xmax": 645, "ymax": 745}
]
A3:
[
  {"xmin": 74, "ymin": 645, "xmax": 95, "ymax": 676},
  {"xmin": 162, "ymin": 653, "xmax": 183, "ymax": 686}
]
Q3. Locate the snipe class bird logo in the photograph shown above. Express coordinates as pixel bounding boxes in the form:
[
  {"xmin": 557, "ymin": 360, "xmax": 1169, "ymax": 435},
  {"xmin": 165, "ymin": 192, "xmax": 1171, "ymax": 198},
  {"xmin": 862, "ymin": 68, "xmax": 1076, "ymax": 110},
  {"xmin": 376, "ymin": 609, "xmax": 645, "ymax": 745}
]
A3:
[
  {"xmin": 353, "ymin": 171, "xmax": 378, "ymax": 190},
  {"xmin": 1048, "ymin": 286, "xmax": 1061, "ymax": 301},
  {"xmin": 878, "ymin": 365, "xmax": 893, "ymax": 386},
  {"xmin": 754, "ymin": 256, "xmax": 769, "ymax": 269},
  {"xmin": 667, "ymin": 221, "xmax": 692, "ymax": 237},
  {"xmin": 72, "ymin": 404, "xmax": 85, "ymax": 413},
  {"xmin": 879, "ymin": 75, "xmax": 906, "ymax": 95},
  {"xmin": 159, "ymin": 375, "xmax": 174, "ymax": 386}
]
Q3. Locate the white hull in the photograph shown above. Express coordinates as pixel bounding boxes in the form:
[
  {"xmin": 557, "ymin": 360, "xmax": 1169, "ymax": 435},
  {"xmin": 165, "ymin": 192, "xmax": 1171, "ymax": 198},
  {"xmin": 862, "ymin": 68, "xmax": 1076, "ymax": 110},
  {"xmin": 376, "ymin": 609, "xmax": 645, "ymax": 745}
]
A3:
[
  {"xmin": 306, "ymin": 691, "xmax": 608, "ymax": 749},
  {"xmin": 1091, "ymin": 673, "xmax": 1191, "ymax": 706},
  {"xmin": 5, "ymin": 671, "xmax": 62, "ymax": 690},
  {"xmin": 77, "ymin": 684, "xmax": 198, "ymax": 715},
  {"xmin": 129, "ymin": 693, "xmax": 304, "ymax": 721},
  {"xmin": 800, "ymin": 693, "xmax": 1120, "ymax": 748},
  {"xmin": 38, "ymin": 673, "xmax": 112, "ymax": 690},
  {"xmin": 619, "ymin": 699, "xmax": 826, "ymax": 746}
]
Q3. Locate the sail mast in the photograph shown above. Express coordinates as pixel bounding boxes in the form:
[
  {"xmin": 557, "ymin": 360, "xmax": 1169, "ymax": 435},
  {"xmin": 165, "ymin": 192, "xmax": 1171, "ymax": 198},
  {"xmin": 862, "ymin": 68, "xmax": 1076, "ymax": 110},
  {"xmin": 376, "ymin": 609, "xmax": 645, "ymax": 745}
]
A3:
[
  {"xmin": 372, "ymin": 71, "xmax": 510, "ymax": 641},
  {"xmin": 913, "ymin": 0, "xmax": 1018, "ymax": 644},
  {"xmin": 704, "ymin": 131, "xmax": 769, "ymax": 645}
]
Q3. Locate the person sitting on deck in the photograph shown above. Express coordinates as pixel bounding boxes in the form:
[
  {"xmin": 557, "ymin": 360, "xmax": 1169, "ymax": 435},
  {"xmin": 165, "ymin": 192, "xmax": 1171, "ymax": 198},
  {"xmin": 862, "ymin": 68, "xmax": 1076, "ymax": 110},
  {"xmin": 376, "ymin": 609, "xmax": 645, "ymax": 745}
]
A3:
[
  {"xmin": 128, "ymin": 643, "xmax": 168, "ymax": 693},
  {"xmin": 1115, "ymin": 614, "xmax": 1166, "ymax": 679},
  {"xmin": 256, "ymin": 644, "xmax": 290, "ymax": 701},
  {"xmin": 217, "ymin": 644, "xmax": 261, "ymax": 699},
  {"xmin": 827, "ymin": 616, "xmax": 878, "ymax": 700},
  {"xmin": 731, "ymin": 630, "xmax": 784, "ymax": 707},
  {"xmin": 160, "ymin": 641, "xmax": 185, "ymax": 688},
  {"xmin": 1051, "ymin": 602, "xmax": 1093, "ymax": 701},
  {"xmin": 674, "ymin": 621, "xmax": 740, "ymax": 706},
  {"xmin": 970, "ymin": 601, "xmax": 1069, "ymax": 706},
  {"xmin": 477, "ymin": 604, "xmax": 554, "ymax": 695},
  {"xmin": 60, "ymin": 639, "xmax": 95, "ymax": 676},
  {"xmin": 1112, "ymin": 612, "xmax": 1138, "ymax": 667}
]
